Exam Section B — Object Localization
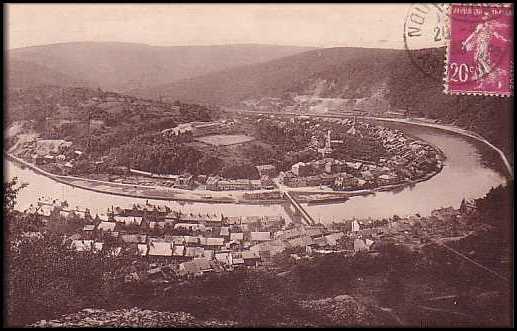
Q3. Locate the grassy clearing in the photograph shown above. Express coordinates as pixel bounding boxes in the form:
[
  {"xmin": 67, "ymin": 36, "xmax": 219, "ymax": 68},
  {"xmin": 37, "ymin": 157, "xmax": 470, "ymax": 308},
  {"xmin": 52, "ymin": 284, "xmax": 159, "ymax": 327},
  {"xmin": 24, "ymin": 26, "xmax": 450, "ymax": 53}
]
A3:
[{"xmin": 194, "ymin": 134, "xmax": 255, "ymax": 146}]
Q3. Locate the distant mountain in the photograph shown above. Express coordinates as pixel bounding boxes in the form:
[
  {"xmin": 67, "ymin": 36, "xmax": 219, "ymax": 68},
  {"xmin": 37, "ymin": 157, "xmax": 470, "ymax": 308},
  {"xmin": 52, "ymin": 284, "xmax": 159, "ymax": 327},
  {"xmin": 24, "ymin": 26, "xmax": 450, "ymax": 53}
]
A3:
[
  {"xmin": 129, "ymin": 47, "xmax": 406, "ymax": 104},
  {"xmin": 7, "ymin": 59, "xmax": 93, "ymax": 89},
  {"xmin": 8, "ymin": 42, "xmax": 316, "ymax": 91}
]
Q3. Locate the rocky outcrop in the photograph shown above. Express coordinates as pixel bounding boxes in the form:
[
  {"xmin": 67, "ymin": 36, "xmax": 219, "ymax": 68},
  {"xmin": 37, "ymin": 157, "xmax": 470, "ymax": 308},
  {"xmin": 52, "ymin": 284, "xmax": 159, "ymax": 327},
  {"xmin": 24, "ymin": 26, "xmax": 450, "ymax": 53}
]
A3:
[{"xmin": 29, "ymin": 308, "xmax": 237, "ymax": 328}]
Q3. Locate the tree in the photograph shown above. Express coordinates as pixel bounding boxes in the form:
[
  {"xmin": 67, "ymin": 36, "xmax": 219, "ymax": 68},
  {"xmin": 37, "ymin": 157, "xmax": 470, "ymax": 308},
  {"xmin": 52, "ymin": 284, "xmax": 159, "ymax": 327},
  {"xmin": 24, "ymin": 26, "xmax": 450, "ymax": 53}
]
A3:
[{"xmin": 4, "ymin": 177, "xmax": 27, "ymax": 215}]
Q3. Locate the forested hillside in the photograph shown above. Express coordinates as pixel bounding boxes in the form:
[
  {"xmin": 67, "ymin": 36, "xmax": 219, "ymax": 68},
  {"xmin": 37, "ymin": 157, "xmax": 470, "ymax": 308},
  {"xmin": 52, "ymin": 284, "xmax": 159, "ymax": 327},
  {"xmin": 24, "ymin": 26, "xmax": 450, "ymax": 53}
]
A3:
[{"xmin": 131, "ymin": 47, "xmax": 513, "ymax": 159}]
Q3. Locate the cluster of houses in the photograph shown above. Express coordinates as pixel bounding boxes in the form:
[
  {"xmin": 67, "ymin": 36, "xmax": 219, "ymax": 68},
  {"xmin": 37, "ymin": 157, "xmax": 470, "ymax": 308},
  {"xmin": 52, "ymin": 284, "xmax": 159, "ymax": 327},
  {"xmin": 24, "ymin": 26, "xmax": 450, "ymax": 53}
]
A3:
[
  {"xmin": 199, "ymin": 164, "xmax": 277, "ymax": 191},
  {"xmin": 329, "ymin": 201, "xmax": 484, "ymax": 253},
  {"xmin": 370, "ymin": 123, "xmax": 442, "ymax": 180},
  {"xmin": 28, "ymin": 199, "xmax": 359, "ymax": 279},
  {"xmin": 32, "ymin": 202, "xmax": 283, "ymax": 278},
  {"xmin": 202, "ymin": 175, "xmax": 275, "ymax": 191},
  {"xmin": 23, "ymin": 196, "xmax": 486, "ymax": 283},
  {"xmin": 13, "ymin": 138, "xmax": 85, "ymax": 174},
  {"xmin": 276, "ymin": 118, "xmax": 442, "ymax": 190}
]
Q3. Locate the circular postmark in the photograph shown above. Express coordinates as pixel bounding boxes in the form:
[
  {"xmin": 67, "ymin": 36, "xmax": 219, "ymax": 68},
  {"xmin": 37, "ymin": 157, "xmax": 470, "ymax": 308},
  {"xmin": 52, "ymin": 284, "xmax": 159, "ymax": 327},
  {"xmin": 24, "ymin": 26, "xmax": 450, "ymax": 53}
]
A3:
[
  {"xmin": 403, "ymin": 4, "xmax": 450, "ymax": 82},
  {"xmin": 404, "ymin": 3, "xmax": 513, "ymax": 87}
]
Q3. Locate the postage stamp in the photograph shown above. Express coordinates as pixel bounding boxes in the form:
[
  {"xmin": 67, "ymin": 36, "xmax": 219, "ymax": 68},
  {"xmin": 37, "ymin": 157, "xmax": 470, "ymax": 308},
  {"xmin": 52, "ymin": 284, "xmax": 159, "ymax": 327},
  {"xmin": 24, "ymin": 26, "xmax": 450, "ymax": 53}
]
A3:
[{"xmin": 444, "ymin": 4, "xmax": 513, "ymax": 97}]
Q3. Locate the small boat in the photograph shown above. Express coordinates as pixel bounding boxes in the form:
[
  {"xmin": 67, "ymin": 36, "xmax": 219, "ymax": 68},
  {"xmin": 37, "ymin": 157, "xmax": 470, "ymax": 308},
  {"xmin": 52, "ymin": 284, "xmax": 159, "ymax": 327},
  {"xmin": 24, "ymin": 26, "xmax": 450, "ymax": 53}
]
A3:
[{"xmin": 306, "ymin": 195, "xmax": 349, "ymax": 205}]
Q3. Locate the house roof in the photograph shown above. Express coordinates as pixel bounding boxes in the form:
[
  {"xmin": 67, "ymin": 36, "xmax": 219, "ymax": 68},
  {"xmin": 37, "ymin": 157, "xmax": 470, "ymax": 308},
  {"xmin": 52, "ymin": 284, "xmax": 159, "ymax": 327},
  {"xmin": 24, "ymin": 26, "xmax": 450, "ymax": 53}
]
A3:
[
  {"xmin": 83, "ymin": 224, "xmax": 95, "ymax": 231},
  {"xmin": 137, "ymin": 244, "xmax": 148, "ymax": 256},
  {"xmin": 312, "ymin": 236, "xmax": 328, "ymax": 247},
  {"xmin": 38, "ymin": 206, "xmax": 53, "ymax": 216},
  {"xmin": 250, "ymin": 239, "xmax": 287, "ymax": 255},
  {"xmin": 183, "ymin": 236, "xmax": 199, "ymax": 244},
  {"xmin": 171, "ymin": 236, "xmax": 186, "ymax": 245},
  {"xmin": 114, "ymin": 216, "xmax": 142, "ymax": 226},
  {"xmin": 220, "ymin": 227, "xmax": 230, "ymax": 236},
  {"xmin": 97, "ymin": 214, "xmax": 109, "ymax": 222},
  {"xmin": 203, "ymin": 249, "xmax": 214, "ymax": 259},
  {"xmin": 325, "ymin": 232, "xmax": 345, "ymax": 246},
  {"xmin": 230, "ymin": 233, "xmax": 244, "ymax": 241},
  {"xmin": 185, "ymin": 246, "xmax": 204, "ymax": 257},
  {"xmin": 250, "ymin": 232, "xmax": 271, "ymax": 241},
  {"xmin": 179, "ymin": 261, "xmax": 200, "ymax": 275},
  {"xmin": 120, "ymin": 234, "xmax": 147, "ymax": 244},
  {"xmin": 354, "ymin": 239, "xmax": 369, "ymax": 252},
  {"xmin": 192, "ymin": 257, "xmax": 212, "ymax": 271},
  {"xmin": 232, "ymin": 258, "xmax": 245, "ymax": 265},
  {"xmin": 262, "ymin": 216, "xmax": 282, "ymax": 223},
  {"xmin": 149, "ymin": 221, "xmax": 166, "ymax": 229},
  {"xmin": 174, "ymin": 223, "xmax": 205, "ymax": 231},
  {"xmin": 242, "ymin": 250, "xmax": 260, "ymax": 260},
  {"xmin": 256, "ymin": 164, "xmax": 276, "ymax": 170},
  {"xmin": 93, "ymin": 242, "xmax": 104, "ymax": 251},
  {"xmin": 205, "ymin": 237, "xmax": 224, "ymax": 246},
  {"xmin": 71, "ymin": 240, "xmax": 93, "ymax": 252},
  {"xmin": 173, "ymin": 245, "xmax": 185, "ymax": 256},
  {"xmin": 205, "ymin": 215, "xmax": 222, "ymax": 223},
  {"xmin": 68, "ymin": 233, "xmax": 82, "ymax": 241},
  {"xmin": 148, "ymin": 242, "xmax": 173, "ymax": 256},
  {"xmin": 97, "ymin": 221, "xmax": 116, "ymax": 232},
  {"xmin": 215, "ymin": 252, "xmax": 232, "ymax": 264},
  {"xmin": 71, "ymin": 240, "xmax": 102, "ymax": 252},
  {"xmin": 179, "ymin": 258, "xmax": 213, "ymax": 275},
  {"xmin": 275, "ymin": 227, "xmax": 305, "ymax": 240},
  {"xmin": 111, "ymin": 247, "xmax": 122, "ymax": 256},
  {"xmin": 224, "ymin": 216, "xmax": 242, "ymax": 224},
  {"xmin": 242, "ymin": 216, "xmax": 262, "ymax": 224}
]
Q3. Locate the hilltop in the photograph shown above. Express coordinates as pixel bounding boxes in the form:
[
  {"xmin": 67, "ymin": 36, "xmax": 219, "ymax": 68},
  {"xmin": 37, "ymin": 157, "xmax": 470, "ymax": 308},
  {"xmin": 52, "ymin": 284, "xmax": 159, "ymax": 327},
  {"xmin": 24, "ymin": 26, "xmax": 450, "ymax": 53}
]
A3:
[
  {"xmin": 130, "ymin": 47, "xmax": 403, "ymax": 104},
  {"xmin": 8, "ymin": 42, "xmax": 316, "ymax": 92}
]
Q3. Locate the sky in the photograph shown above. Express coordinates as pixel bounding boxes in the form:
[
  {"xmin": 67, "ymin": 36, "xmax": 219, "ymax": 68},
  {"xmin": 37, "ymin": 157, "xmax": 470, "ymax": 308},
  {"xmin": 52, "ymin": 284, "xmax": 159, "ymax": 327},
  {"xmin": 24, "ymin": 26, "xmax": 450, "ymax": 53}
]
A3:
[{"xmin": 6, "ymin": 4, "xmax": 434, "ymax": 50}]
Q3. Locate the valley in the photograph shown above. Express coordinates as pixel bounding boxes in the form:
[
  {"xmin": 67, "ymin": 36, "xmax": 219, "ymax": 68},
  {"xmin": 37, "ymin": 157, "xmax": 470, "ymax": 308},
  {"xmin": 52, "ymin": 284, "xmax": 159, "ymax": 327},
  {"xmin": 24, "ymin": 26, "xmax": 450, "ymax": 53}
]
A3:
[{"xmin": 4, "ymin": 29, "xmax": 513, "ymax": 328}]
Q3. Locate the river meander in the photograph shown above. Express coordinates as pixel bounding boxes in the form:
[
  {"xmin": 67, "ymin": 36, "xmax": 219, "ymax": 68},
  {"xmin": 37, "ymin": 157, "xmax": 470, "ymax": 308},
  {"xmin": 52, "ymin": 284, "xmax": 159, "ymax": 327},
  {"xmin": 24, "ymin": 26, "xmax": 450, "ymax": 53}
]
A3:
[{"xmin": 5, "ymin": 121, "xmax": 509, "ymax": 224}]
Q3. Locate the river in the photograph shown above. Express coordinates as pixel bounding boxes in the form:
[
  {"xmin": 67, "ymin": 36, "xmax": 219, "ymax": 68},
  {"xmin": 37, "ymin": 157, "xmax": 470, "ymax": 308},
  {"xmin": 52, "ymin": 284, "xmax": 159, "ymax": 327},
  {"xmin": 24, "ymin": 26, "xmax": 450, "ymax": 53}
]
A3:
[{"xmin": 4, "ymin": 122, "xmax": 509, "ymax": 224}]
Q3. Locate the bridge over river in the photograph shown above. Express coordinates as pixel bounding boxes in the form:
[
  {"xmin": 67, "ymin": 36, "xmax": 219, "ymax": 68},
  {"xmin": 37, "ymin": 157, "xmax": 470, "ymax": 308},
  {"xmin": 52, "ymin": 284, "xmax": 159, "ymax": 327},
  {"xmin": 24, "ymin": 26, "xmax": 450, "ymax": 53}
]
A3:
[{"xmin": 283, "ymin": 191, "xmax": 317, "ymax": 226}]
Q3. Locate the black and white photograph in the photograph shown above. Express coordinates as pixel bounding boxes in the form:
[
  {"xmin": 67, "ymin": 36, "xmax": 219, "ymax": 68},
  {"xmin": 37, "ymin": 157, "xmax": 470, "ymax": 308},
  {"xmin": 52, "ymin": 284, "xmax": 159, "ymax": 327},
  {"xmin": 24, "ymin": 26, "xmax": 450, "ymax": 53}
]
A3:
[{"xmin": 3, "ymin": 3, "xmax": 513, "ymax": 327}]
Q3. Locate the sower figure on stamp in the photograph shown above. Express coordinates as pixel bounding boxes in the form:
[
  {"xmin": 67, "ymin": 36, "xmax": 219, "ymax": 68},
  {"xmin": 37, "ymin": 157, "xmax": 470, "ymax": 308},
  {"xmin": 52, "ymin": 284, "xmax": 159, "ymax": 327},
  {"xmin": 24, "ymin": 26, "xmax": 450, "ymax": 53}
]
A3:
[{"xmin": 461, "ymin": 12, "xmax": 510, "ymax": 88}]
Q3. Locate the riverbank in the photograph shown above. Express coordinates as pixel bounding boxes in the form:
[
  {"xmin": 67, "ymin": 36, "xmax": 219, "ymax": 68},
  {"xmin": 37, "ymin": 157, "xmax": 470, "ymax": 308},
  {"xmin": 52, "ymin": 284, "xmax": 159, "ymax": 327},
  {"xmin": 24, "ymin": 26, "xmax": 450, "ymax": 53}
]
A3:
[
  {"xmin": 6, "ymin": 151, "xmax": 445, "ymax": 205},
  {"xmin": 291, "ymin": 163, "xmax": 444, "ymax": 202},
  {"xmin": 6, "ymin": 154, "xmax": 238, "ymax": 204},
  {"xmin": 367, "ymin": 117, "xmax": 513, "ymax": 179},
  {"xmin": 228, "ymin": 109, "xmax": 512, "ymax": 178}
]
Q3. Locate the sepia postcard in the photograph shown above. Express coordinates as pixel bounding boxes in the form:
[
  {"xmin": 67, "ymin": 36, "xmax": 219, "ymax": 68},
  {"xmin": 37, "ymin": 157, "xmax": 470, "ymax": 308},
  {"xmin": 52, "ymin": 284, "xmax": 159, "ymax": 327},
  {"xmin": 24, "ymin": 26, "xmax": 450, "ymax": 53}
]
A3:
[{"xmin": 3, "ymin": 3, "xmax": 513, "ymax": 327}]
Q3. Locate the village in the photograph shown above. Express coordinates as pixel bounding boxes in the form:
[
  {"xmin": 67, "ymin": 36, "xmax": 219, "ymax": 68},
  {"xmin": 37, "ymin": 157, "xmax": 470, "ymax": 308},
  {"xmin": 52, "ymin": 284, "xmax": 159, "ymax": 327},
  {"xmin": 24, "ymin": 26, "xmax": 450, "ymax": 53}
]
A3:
[
  {"xmin": 7, "ymin": 114, "xmax": 444, "ymax": 197},
  {"xmin": 18, "ymin": 195, "xmax": 489, "ymax": 286}
]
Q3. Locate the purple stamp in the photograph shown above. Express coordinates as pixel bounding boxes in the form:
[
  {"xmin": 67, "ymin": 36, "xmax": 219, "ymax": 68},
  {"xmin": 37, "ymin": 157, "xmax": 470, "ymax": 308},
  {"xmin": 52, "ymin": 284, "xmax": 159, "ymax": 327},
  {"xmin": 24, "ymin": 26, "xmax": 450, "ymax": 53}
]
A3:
[{"xmin": 445, "ymin": 4, "xmax": 513, "ymax": 96}]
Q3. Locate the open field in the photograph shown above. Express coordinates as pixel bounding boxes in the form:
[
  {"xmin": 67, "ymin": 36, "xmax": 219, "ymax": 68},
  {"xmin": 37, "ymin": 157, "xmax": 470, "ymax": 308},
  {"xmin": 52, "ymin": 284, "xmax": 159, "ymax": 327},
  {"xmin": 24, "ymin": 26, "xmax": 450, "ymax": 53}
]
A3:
[{"xmin": 194, "ymin": 134, "xmax": 256, "ymax": 146}]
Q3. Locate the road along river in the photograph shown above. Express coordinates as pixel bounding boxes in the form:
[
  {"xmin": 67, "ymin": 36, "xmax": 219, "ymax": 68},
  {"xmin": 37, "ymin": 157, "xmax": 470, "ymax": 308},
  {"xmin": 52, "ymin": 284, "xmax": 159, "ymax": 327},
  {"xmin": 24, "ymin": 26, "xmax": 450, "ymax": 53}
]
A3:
[{"xmin": 5, "ymin": 121, "xmax": 510, "ymax": 223}]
